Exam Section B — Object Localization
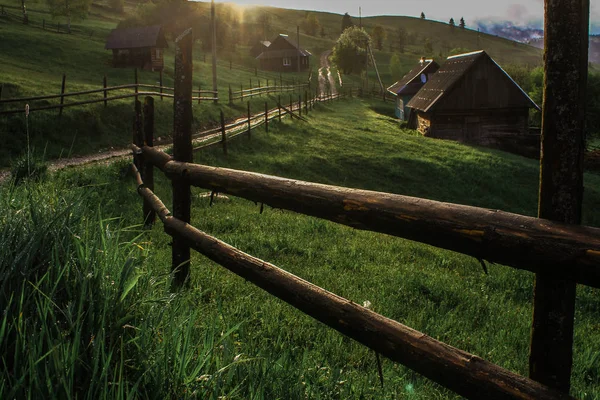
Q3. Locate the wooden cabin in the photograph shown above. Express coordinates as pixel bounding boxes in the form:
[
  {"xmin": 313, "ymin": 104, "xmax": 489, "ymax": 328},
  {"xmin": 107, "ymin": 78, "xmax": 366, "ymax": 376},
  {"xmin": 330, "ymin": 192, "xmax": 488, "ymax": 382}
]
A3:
[
  {"xmin": 105, "ymin": 26, "xmax": 168, "ymax": 71},
  {"xmin": 256, "ymin": 34, "xmax": 311, "ymax": 72},
  {"xmin": 387, "ymin": 58, "xmax": 440, "ymax": 121},
  {"xmin": 406, "ymin": 51, "xmax": 540, "ymax": 157},
  {"xmin": 250, "ymin": 40, "xmax": 271, "ymax": 57}
]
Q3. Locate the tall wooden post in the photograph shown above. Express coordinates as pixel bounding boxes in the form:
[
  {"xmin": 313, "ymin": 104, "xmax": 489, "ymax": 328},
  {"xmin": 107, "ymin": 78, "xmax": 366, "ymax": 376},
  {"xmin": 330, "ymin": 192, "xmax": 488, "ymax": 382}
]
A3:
[
  {"xmin": 59, "ymin": 74, "xmax": 66, "ymax": 117},
  {"xmin": 171, "ymin": 28, "xmax": 194, "ymax": 287},
  {"xmin": 265, "ymin": 101, "xmax": 269, "ymax": 132},
  {"xmin": 0, "ymin": 83, "xmax": 3, "ymax": 101},
  {"xmin": 289, "ymin": 94, "xmax": 292, "ymax": 113},
  {"xmin": 247, "ymin": 101, "xmax": 251, "ymax": 139},
  {"xmin": 229, "ymin": 84, "xmax": 232, "ymax": 104},
  {"xmin": 159, "ymin": 70, "xmax": 164, "ymax": 101},
  {"xmin": 241, "ymin": 84, "xmax": 244, "ymax": 101},
  {"xmin": 133, "ymin": 100, "xmax": 144, "ymax": 174},
  {"xmin": 278, "ymin": 95, "xmax": 282, "ymax": 121},
  {"xmin": 220, "ymin": 110, "xmax": 228, "ymax": 155},
  {"xmin": 529, "ymin": 0, "xmax": 589, "ymax": 393},
  {"xmin": 298, "ymin": 95, "xmax": 302, "ymax": 117},
  {"xmin": 134, "ymin": 68, "xmax": 138, "ymax": 103},
  {"xmin": 103, "ymin": 75, "xmax": 108, "ymax": 107},
  {"xmin": 211, "ymin": 0, "xmax": 218, "ymax": 104},
  {"xmin": 143, "ymin": 96, "xmax": 155, "ymax": 227}
]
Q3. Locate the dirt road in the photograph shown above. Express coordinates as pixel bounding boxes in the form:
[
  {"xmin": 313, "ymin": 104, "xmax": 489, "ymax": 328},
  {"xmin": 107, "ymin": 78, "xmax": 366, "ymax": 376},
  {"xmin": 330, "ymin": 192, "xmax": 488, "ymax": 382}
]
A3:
[{"xmin": 318, "ymin": 51, "xmax": 342, "ymax": 97}]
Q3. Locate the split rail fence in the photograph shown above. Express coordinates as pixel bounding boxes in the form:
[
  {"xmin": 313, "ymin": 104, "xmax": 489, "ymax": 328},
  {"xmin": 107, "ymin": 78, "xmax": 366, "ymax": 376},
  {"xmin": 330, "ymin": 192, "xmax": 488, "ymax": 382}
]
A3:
[
  {"xmin": 128, "ymin": 29, "xmax": 599, "ymax": 400},
  {"xmin": 0, "ymin": 70, "xmax": 218, "ymax": 115}
]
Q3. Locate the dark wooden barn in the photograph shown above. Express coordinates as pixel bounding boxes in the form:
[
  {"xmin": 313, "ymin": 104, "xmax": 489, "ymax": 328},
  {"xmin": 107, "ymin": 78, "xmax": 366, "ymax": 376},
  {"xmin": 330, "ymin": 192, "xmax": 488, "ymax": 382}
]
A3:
[
  {"xmin": 406, "ymin": 51, "xmax": 540, "ymax": 156},
  {"xmin": 105, "ymin": 26, "xmax": 168, "ymax": 71},
  {"xmin": 387, "ymin": 58, "xmax": 440, "ymax": 121},
  {"xmin": 250, "ymin": 40, "xmax": 271, "ymax": 57},
  {"xmin": 256, "ymin": 34, "xmax": 311, "ymax": 72}
]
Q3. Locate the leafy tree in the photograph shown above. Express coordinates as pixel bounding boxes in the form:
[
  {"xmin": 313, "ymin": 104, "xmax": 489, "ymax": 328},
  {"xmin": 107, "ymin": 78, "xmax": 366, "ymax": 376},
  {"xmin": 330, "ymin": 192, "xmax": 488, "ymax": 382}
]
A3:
[
  {"xmin": 302, "ymin": 13, "xmax": 320, "ymax": 36},
  {"xmin": 423, "ymin": 37, "xmax": 433, "ymax": 54},
  {"xmin": 420, "ymin": 12, "xmax": 425, "ymax": 19},
  {"xmin": 371, "ymin": 25, "xmax": 386, "ymax": 51},
  {"xmin": 331, "ymin": 26, "xmax": 370, "ymax": 74},
  {"xmin": 389, "ymin": 54, "xmax": 403, "ymax": 81},
  {"xmin": 46, "ymin": 0, "xmax": 93, "ymax": 31},
  {"xmin": 459, "ymin": 17, "xmax": 465, "ymax": 28},
  {"xmin": 320, "ymin": 25, "xmax": 326, "ymax": 38},
  {"xmin": 449, "ymin": 18, "xmax": 455, "ymax": 27},
  {"xmin": 395, "ymin": 26, "xmax": 407, "ymax": 53},
  {"xmin": 341, "ymin": 12, "xmax": 354, "ymax": 33}
]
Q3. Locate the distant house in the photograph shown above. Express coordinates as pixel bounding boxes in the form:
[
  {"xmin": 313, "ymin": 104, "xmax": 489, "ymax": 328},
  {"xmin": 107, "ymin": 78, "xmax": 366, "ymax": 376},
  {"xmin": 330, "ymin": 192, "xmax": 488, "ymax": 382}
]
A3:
[
  {"xmin": 105, "ymin": 26, "xmax": 168, "ymax": 71},
  {"xmin": 250, "ymin": 40, "xmax": 271, "ymax": 58},
  {"xmin": 387, "ymin": 58, "xmax": 440, "ymax": 120},
  {"xmin": 406, "ymin": 50, "xmax": 540, "ymax": 156},
  {"xmin": 256, "ymin": 34, "xmax": 311, "ymax": 72}
]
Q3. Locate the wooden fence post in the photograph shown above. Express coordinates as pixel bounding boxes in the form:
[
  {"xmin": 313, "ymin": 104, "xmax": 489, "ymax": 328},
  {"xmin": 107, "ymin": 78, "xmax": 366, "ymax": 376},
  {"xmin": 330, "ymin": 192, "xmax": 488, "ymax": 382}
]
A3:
[
  {"xmin": 240, "ymin": 84, "xmax": 244, "ymax": 102},
  {"xmin": 228, "ymin": 84, "xmax": 232, "ymax": 104},
  {"xmin": 159, "ymin": 70, "xmax": 163, "ymax": 101},
  {"xmin": 143, "ymin": 96, "xmax": 155, "ymax": 227},
  {"xmin": 133, "ymin": 99, "xmax": 144, "ymax": 172},
  {"xmin": 220, "ymin": 110, "xmax": 228, "ymax": 155},
  {"xmin": 305, "ymin": 90, "xmax": 308, "ymax": 114},
  {"xmin": 528, "ymin": 0, "xmax": 590, "ymax": 392},
  {"xmin": 59, "ymin": 73, "xmax": 66, "ymax": 117},
  {"xmin": 198, "ymin": 84, "xmax": 202, "ymax": 105},
  {"xmin": 298, "ymin": 95, "xmax": 302, "ymax": 117},
  {"xmin": 133, "ymin": 68, "xmax": 138, "ymax": 101},
  {"xmin": 289, "ymin": 94, "xmax": 292, "ymax": 113},
  {"xmin": 103, "ymin": 75, "xmax": 107, "ymax": 107},
  {"xmin": 247, "ymin": 101, "xmax": 251, "ymax": 139},
  {"xmin": 278, "ymin": 95, "xmax": 282, "ymax": 121},
  {"xmin": 265, "ymin": 101, "xmax": 268, "ymax": 132},
  {"xmin": 0, "ymin": 83, "xmax": 3, "ymax": 101},
  {"xmin": 171, "ymin": 28, "xmax": 194, "ymax": 287}
]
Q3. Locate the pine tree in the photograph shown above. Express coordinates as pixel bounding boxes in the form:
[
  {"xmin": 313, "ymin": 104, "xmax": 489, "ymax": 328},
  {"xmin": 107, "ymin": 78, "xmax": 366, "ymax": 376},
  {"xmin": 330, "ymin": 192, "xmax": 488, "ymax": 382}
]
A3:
[
  {"xmin": 449, "ymin": 18, "xmax": 455, "ymax": 27},
  {"xmin": 341, "ymin": 12, "xmax": 354, "ymax": 33},
  {"xmin": 420, "ymin": 12, "xmax": 426, "ymax": 19},
  {"xmin": 459, "ymin": 17, "xmax": 465, "ymax": 28}
]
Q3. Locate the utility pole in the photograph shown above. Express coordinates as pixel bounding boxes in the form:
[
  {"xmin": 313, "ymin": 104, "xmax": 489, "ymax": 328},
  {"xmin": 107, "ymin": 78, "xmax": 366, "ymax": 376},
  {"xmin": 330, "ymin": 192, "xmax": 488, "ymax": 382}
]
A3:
[
  {"xmin": 211, "ymin": 0, "xmax": 218, "ymax": 104},
  {"xmin": 297, "ymin": 25, "xmax": 301, "ymax": 73}
]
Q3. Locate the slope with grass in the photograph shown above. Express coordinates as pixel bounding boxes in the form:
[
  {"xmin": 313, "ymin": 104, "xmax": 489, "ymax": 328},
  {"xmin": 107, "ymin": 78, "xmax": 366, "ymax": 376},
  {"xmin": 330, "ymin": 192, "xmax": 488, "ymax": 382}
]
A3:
[{"xmin": 2, "ymin": 98, "xmax": 598, "ymax": 399}]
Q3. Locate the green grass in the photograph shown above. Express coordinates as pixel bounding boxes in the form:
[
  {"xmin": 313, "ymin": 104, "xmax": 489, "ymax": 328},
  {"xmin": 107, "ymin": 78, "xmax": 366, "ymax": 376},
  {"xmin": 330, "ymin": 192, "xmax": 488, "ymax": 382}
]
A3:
[
  {"xmin": 2, "ymin": 98, "xmax": 598, "ymax": 399},
  {"xmin": 0, "ymin": 0, "xmax": 544, "ymax": 167}
]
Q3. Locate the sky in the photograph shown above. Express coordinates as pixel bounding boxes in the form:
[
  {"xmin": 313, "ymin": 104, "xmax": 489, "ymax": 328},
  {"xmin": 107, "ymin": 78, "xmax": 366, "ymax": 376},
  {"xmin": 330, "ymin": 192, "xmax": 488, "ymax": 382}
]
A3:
[{"xmin": 213, "ymin": 0, "xmax": 600, "ymax": 34}]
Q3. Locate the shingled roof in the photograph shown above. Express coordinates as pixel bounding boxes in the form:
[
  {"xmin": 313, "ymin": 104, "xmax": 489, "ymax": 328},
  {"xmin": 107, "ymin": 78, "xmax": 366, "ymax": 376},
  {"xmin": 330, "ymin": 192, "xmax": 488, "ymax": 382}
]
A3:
[
  {"xmin": 105, "ymin": 26, "xmax": 168, "ymax": 50},
  {"xmin": 387, "ymin": 59, "xmax": 439, "ymax": 96},
  {"xmin": 256, "ymin": 34, "xmax": 311, "ymax": 59},
  {"xmin": 406, "ymin": 50, "xmax": 539, "ymax": 112}
]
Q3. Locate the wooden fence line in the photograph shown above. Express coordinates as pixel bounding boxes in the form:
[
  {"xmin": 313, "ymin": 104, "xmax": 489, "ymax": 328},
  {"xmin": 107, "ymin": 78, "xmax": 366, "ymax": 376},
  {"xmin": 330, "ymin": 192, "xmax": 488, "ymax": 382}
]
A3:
[
  {"xmin": 139, "ymin": 145, "xmax": 600, "ymax": 288},
  {"xmin": 129, "ymin": 164, "xmax": 573, "ymax": 400}
]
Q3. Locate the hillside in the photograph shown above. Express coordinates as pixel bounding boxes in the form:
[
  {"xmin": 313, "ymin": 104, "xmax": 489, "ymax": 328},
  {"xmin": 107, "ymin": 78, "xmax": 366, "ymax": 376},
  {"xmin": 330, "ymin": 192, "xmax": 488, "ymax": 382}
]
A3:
[{"xmin": 0, "ymin": 0, "xmax": 543, "ymax": 166}]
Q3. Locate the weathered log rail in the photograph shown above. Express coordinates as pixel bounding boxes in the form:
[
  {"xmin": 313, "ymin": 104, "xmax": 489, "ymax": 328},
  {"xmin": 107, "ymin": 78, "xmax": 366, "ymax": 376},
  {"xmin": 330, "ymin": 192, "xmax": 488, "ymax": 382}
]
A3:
[
  {"xmin": 229, "ymin": 82, "xmax": 309, "ymax": 103},
  {"xmin": 130, "ymin": 163, "xmax": 574, "ymax": 400}
]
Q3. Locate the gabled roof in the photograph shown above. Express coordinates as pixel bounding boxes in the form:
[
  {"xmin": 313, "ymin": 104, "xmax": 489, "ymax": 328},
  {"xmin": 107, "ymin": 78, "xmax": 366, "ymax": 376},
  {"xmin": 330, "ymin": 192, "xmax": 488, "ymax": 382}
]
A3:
[
  {"xmin": 387, "ymin": 59, "xmax": 439, "ymax": 96},
  {"xmin": 256, "ymin": 34, "xmax": 311, "ymax": 59},
  {"xmin": 105, "ymin": 25, "xmax": 168, "ymax": 50},
  {"xmin": 407, "ymin": 50, "xmax": 539, "ymax": 112}
]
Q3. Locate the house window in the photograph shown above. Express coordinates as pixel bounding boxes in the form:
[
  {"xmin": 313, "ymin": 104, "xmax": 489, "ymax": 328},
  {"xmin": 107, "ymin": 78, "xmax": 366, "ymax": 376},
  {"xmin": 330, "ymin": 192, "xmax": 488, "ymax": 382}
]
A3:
[
  {"xmin": 155, "ymin": 49, "xmax": 161, "ymax": 59},
  {"xmin": 283, "ymin": 57, "xmax": 291, "ymax": 66}
]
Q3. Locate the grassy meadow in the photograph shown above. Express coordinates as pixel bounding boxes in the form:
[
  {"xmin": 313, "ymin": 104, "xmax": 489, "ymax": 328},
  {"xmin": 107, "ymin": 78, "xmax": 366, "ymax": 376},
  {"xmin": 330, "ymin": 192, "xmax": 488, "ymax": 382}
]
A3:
[{"xmin": 2, "ymin": 98, "xmax": 599, "ymax": 399}]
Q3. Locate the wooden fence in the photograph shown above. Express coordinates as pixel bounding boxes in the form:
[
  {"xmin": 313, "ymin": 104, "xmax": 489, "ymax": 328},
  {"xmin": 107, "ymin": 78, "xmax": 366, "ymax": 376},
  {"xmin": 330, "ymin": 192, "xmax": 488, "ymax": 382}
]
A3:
[
  {"xmin": 127, "ymin": 28, "xmax": 598, "ymax": 399},
  {"xmin": 0, "ymin": 70, "xmax": 218, "ymax": 115},
  {"xmin": 0, "ymin": 4, "xmax": 95, "ymax": 37},
  {"xmin": 228, "ymin": 81, "xmax": 310, "ymax": 103}
]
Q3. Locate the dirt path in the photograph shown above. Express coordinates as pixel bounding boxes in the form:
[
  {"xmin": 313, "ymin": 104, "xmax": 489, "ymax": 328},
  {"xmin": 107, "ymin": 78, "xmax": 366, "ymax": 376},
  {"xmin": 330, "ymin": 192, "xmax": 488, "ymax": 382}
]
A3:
[
  {"xmin": 318, "ymin": 51, "xmax": 341, "ymax": 97},
  {"xmin": 0, "ymin": 101, "xmax": 308, "ymax": 184}
]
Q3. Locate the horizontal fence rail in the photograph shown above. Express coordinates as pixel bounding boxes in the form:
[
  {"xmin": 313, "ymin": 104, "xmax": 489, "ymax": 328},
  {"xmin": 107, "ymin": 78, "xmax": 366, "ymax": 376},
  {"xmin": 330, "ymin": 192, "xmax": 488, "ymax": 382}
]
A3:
[
  {"xmin": 139, "ymin": 146, "xmax": 600, "ymax": 288},
  {"xmin": 130, "ymin": 163, "xmax": 574, "ymax": 400}
]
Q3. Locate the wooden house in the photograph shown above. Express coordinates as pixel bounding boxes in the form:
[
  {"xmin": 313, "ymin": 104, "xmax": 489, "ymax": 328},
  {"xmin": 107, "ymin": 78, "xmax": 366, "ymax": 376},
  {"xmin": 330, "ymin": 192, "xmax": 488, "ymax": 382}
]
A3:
[
  {"xmin": 387, "ymin": 58, "xmax": 440, "ymax": 120},
  {"xmin": 406, "ymin": 51, "xmax": 540, "ymax": 156},
  {"xmin": 105, "ymin": 26, "xmax": 168, "ymax": 71},
  {"xmin": 256, "ymin": 34, "xmax": 311, "ymax": 72},
  {"xmin": 250, "ymin": 40, "xmax": 271, "ymax": 57}
]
